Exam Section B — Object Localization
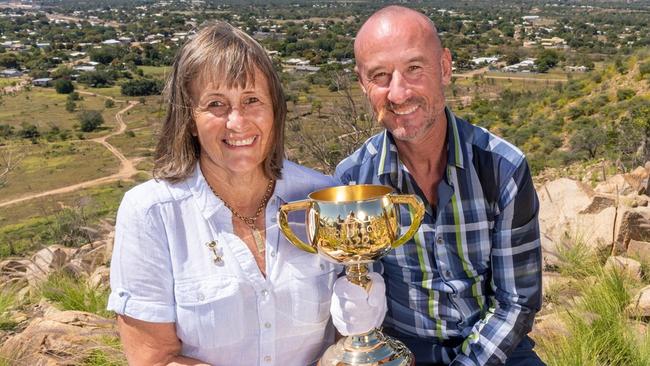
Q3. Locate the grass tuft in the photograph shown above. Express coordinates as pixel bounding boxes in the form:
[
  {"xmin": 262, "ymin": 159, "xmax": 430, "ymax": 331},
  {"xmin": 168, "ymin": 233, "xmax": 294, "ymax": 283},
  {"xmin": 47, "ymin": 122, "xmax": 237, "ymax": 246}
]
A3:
[{"xmin": 37, "ymin": 271, "xmax": 111, "ymax": 317}]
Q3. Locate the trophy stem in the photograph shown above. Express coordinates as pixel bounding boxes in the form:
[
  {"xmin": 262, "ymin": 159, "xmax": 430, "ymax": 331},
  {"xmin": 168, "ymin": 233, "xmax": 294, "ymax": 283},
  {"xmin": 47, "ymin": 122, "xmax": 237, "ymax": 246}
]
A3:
[
  {"xmin": 345, "ymin": 263, "xmax": 371, "ymax": 291},
  {"xmin": 320, "ymin": 328, "xmax": 414, "ymax": 366}
]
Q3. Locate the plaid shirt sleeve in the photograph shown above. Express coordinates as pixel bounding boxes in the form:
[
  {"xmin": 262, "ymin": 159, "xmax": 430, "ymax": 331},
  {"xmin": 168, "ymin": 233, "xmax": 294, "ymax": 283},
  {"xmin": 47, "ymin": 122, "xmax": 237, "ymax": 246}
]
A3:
[{"xmin": 451, "ymin": 158, "xmax": 542, "ymax": 366}]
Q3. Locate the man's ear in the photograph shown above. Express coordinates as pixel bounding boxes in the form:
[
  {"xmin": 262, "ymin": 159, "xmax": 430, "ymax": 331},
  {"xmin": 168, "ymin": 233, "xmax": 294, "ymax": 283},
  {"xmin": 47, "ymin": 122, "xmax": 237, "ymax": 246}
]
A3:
[
  {"xmin": 355, "ymin": 66, "xmax": 367, "ymax": 94},
  {"xmin": 440, "ymin": 48, "xmax": 453, "ymax": 86}
]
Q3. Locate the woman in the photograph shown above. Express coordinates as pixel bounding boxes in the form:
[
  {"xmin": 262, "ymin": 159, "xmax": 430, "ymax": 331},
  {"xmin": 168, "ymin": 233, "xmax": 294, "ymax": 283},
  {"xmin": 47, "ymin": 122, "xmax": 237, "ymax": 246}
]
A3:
[{"xmin": 108, "ymin": 22, "xmax": 339, "ymax": 365}]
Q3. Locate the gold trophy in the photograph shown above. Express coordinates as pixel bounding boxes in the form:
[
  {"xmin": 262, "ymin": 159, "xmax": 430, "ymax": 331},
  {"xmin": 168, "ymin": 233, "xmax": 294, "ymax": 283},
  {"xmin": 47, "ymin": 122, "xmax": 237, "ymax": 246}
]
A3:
[{"xmin": 278, "ymin": 184, "xmax": 425, "ymax": 366}]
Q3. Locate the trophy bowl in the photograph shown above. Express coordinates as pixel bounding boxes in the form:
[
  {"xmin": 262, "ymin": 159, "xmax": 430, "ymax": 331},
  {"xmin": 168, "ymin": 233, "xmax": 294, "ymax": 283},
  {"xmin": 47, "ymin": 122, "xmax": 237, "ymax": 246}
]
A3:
[{"xmin": 278, "ymin": 184, "xmax": 425, "ymax": 366}]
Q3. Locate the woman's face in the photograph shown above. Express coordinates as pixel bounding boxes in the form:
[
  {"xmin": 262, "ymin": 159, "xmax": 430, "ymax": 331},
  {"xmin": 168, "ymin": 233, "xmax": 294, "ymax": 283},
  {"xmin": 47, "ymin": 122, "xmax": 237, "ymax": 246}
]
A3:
[{"xmin": 192, "ymin": 68, "xmax": 275, "ymax": 178}]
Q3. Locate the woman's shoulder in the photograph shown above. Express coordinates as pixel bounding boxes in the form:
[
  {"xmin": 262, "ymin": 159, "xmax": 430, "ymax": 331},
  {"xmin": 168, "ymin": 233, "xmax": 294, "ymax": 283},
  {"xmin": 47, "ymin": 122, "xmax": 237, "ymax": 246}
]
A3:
[{"xmin": 121, "ymin": 177, "xmax": 191, "ymax": 211}]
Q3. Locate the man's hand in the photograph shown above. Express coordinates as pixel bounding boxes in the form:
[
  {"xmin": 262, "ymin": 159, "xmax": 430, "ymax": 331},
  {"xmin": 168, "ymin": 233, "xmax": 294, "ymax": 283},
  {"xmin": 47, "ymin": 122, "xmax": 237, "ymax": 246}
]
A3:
[{"xmin": 330, "ymin": 272, "xmax": 387, "ymax": 335}]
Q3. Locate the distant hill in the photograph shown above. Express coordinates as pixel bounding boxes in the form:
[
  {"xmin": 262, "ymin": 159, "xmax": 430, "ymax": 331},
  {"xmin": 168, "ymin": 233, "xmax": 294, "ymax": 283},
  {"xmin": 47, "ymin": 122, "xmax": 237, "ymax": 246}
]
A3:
[{"xmin": 459, "ymin": 50, "xmax": 650, "ymax": 174}]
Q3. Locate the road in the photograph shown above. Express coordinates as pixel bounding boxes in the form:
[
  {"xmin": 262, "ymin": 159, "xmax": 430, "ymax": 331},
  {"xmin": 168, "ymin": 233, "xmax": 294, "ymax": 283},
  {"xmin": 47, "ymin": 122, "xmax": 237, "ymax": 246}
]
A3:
[{"xmin": 0, "ymin": 98, "xmax": 140, "ymax": 208}]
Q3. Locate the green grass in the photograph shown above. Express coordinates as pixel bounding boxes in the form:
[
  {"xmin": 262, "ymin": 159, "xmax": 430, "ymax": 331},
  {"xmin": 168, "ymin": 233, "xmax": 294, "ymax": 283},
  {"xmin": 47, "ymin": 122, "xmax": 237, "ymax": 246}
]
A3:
[
  {"xmin": 38, "ymin": 270, "xmax": 111, "ymax": 317},
  {"xmin": 81, "ymin": 336, "xmax": 126, "ymax": 366},
  {"xmin": 138, "ymin": 65, "xmax": 171, "ymax": 79},
  {"xmin": 0, "ymin": 77, "xmax": 22, "ymax": 88},
  {"xmin": 0, "ymin": 87, "xmax": 116, "ymax": 132},
  {"xmin": 555, "ymin": 237, "xmax": 603, "ymax": 279},
  {"xmin": 0, "ymin": 140, "xmax": 120, "ymax": 202},
  {"xmin": 0, "ymin": 285, "xmax": 19, "ymax": 331},
  {"xmin": 0, "ymin": 180, "xmax": 140, "ymax": 258},
  {"xmin": 539, "ymin": 268, "xmax": 650, "ymax": 366}
]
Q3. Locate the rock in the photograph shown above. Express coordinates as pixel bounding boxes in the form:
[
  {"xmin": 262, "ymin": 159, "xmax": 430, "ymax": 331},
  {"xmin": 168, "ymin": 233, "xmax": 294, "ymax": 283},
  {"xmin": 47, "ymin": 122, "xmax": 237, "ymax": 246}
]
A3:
[
  {"xmin": 0, "ymin": 259, "xmax": 31, "ymax": 283},
  {"xmin": 594, "ymin": 174, "xmax": 635, "ymax": 195},
  {"xmin": 604, "ymin": 256, "xmax": 642, "ymax": 281},
  {"xmin": 627, "ymin": 285, "xmax": 650, "ymax": 317},
  {"xmin": 579, "ymin": 195, "xmax": 616, "ymax": 214},
  {"xmin": 0, "ymin": 310, "xmax": 123, "ymax": 366},
  {"xmin": 531, "ymin": 312, "xmax": 570, "ymax": 340},
  {"xmin": 616, "ymin": 208, "xmax": 650, "ymax": 250},
  {"xmin": 88, "ymin": 266, "xmax": 110, "ymax": 289},
  {"xmin": 25, "ymin": 246, "xmax": 77, "ymax": 287},
  {"xmin": 627, "ymin": 239, "xmax": 650, "ymax": 263}
]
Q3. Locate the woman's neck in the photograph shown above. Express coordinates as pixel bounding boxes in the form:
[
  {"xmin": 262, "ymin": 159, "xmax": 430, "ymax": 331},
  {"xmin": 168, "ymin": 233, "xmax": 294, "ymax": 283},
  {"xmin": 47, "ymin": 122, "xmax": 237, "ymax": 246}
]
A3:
[{"xmin": 200, "ymin": 160, "xmax": 272, "ymax": 215}]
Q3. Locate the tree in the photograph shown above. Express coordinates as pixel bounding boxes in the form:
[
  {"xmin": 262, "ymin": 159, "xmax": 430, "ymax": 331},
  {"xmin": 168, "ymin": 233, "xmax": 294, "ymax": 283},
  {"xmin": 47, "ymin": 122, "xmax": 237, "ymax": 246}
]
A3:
[
  {"xmin": 54, "ymin": 79, "xmax": 74, "ymax": 94},
  {"xmin": 65, "ymin": 99, "xmax": 76, "ymax": 112},
  {"xmin": 121, "ymin": 78, "xmax": 163, "ymax": 96},
  {"xmin": 78, "ymin": 110, "xmax": 104, "ymax": 132},
  {"xmin": 570, "ymin": 122, "xmax": 607, "ymax": 159}
]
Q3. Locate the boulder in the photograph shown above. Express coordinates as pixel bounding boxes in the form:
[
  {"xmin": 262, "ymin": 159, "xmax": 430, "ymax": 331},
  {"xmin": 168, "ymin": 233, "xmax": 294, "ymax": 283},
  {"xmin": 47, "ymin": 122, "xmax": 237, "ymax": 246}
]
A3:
[
  {"xmin": 25, "ymin": 246, "xmax": 77, "ymax": 287},
  {"xmin": 604, "ymin": 256, "xmax": 642, "ymax": 281},
  {"xmin": 0, "ymin": 310, "xmax": 123, "ymax": 366},
  {"xmin": 616, "ymin": 208, "xmax": 650, "ymax": 251},
  {"xmin": 627, "ymin": 239, "xmax": 650, "ymax": 263},
  {"xmin": 627, "ymin": 285, "xmax": 650, "ymax": 318},
  {"xmin": 88, "ymin": 266, "xmax": 110, "ymax": 289},
  {"xmin": 594, "ymin": 174, "xmax": 635, "ymax": 195}
]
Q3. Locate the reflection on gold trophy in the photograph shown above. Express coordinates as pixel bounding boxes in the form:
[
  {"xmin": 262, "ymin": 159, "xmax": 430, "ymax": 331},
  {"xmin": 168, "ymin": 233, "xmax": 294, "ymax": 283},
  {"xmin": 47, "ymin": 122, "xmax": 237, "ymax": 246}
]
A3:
[{"xmin": 278, "ymin": 184, "xmax": 425, "ymax": 366}]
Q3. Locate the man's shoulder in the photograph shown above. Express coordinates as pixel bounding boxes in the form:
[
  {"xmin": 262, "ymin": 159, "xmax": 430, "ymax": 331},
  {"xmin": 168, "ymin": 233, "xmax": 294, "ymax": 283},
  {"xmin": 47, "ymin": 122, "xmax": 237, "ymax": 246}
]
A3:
[
  {"xmin": 457, "ymin": 115, "xmax": 526, "ymax": 170},
  {"xmin": 335, "ymin": 133, "xmax": 384, "ymax": 179}
]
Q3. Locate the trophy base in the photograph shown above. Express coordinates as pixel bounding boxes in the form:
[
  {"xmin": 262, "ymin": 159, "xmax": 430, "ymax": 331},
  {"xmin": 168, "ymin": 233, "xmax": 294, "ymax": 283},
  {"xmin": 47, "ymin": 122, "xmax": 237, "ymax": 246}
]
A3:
[{"xmin": 320, "ymin": 329, "xmax": 414, "ymax": 366}]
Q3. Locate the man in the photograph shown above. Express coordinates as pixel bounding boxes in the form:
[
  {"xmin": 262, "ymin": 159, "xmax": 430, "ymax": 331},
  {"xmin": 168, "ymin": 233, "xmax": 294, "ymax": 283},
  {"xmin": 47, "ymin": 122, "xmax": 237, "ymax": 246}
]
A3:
[{"xmin": 331, "ymin": 5, "xmax": 544, "ymax": 366}]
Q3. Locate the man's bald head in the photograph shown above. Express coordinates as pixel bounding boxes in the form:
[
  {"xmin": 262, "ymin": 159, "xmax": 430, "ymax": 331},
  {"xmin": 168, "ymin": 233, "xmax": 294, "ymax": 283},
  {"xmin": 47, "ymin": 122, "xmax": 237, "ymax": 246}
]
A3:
[{"xmin": 354, "ymin": 6, "xmax": 442, "ymax": 59}]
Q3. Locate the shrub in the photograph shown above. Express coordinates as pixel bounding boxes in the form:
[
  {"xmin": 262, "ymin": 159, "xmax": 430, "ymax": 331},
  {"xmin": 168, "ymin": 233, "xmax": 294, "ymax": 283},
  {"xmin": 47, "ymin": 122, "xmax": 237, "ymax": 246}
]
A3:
[
  {"xmin": 54, "ymin": 79, "xmax": 74, "ymax": 94},
  {"xmin": 78, "ymin": 110, "xmax": 104, "ymax": 132},
  {"xmin": 617, "ymin": 88, "xmax": 636, "ymax": 101},
  {"xmin": 120, "ymin": 78, "xmax": 163, "ymax": 96},
  {"xmin": 104, "ymin": 99, "xmax": 115, "ymax": 108},
  {"xmin": 38, "ymin": 271, "xmax": 111, "ymax": 317}
]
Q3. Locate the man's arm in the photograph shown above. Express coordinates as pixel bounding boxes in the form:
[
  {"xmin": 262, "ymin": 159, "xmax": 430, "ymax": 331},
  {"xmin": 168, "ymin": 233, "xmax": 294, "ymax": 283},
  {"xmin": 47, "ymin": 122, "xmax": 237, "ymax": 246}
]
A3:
[{"xmin": 451, "ymin": 159, "xmax": 542, "ymax": 366}]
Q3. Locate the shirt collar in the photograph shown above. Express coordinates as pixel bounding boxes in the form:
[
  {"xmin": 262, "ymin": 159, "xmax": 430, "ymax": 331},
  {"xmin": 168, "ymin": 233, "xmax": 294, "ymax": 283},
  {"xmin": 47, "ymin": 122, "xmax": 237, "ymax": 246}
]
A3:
[
  {"xmin": 187, "ymin": 160, "xmax": 291, "ymax": 219},
  {"xmin": 376, "ymin": 106, "xmax": 466, "ymax": 178}
]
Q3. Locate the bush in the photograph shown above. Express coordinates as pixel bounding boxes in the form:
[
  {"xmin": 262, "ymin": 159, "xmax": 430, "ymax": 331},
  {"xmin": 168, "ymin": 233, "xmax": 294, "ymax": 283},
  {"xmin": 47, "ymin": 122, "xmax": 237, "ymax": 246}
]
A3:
[
  {"xmin": 617, "ymin": 88, "xmax": 636, "ymax": 101},
  {"xmin": 18, "ymin": 123, "xmax": 39, "ymax": 139},
  {"xmin": 38, "ymin": 271, "xmax": 111, "ymax": 317},
  {"xmin": 104, "ymin": 99, "xmax": 115, "ymax": 108},
  {"xmin": 120, "ymin": 78, "xmax": 163, "ymax": 96},
  {"xmin": 78, "ymin": 110, "xmax": 104, "ymax": 132},
  {"xmin": 54, "ymin": 79, "xmax": 74, "ymax": 94}
]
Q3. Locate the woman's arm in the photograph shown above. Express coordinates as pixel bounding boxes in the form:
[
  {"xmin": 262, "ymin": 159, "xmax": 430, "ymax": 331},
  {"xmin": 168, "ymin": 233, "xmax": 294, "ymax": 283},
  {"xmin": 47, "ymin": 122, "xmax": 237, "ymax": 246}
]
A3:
[{"xmin": 117, "ymin": 315, "xmax": 210, "ymax": 366}]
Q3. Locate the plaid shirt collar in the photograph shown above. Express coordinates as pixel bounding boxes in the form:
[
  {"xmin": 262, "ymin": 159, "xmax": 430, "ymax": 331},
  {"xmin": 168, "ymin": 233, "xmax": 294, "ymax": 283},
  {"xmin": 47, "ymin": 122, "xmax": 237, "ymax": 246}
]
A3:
[{"xmin": 375, "ymin": 107, "xmax": 466, "ymax": 181}]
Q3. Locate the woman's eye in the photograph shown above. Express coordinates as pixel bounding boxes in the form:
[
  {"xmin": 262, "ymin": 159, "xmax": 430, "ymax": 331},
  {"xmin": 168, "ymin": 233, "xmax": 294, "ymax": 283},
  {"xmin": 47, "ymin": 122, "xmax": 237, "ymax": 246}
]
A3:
[
  {"xmin": 245, "ymin": 97, "xmax": 260, "ymax": 104},
  {"xmin": 208, "ymin": 101, "xmax": 224, "ymax": 108}
]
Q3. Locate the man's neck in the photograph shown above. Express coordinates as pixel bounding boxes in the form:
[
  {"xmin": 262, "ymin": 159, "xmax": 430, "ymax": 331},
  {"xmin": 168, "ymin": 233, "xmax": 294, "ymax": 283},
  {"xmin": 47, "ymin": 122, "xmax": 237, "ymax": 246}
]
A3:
[{"xmin": 393, "ymin": 114, "xmax": 448, "ymax": 206}]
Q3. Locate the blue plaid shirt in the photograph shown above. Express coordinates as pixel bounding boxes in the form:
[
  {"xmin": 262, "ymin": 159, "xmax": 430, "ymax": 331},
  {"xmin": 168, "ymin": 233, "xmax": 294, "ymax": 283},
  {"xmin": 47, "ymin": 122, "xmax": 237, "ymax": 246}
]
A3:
[{"xmin": 335, "ymin": 108, "xmax": 542, "ymax": 366}]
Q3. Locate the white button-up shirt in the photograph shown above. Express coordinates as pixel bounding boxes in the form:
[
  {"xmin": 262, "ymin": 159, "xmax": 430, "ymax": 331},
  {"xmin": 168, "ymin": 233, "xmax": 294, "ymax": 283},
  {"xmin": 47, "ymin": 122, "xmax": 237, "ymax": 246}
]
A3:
[{"xmin": 108, "ymin": 160, "xmax": 341, "ymax": 366}]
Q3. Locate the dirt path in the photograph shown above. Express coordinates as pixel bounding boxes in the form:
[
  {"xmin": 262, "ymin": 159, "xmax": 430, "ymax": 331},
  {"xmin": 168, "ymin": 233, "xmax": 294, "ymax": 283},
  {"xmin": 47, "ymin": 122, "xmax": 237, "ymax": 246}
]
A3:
[{"xmin": 0, "ymin": 100, "xmax": 141, "ymax": 208}]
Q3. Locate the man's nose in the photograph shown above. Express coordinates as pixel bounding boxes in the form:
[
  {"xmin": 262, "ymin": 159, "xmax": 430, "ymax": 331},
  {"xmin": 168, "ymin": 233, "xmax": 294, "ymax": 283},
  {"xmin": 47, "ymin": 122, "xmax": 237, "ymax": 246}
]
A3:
[{"xmin": 387, "ymin": 71, "xmax": 410, "ymax": 105}]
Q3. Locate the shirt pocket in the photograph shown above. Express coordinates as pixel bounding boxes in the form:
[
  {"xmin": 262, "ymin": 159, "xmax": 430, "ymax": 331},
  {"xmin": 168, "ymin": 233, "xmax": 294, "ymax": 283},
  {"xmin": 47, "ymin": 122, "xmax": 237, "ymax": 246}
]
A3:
[
  {"xmin": 285, "ymin": 254, "xmax": 337, "ymax": 324},
  {"xmin": 174, "ymin": 275, "xmax": 244, "ymax": 349}
]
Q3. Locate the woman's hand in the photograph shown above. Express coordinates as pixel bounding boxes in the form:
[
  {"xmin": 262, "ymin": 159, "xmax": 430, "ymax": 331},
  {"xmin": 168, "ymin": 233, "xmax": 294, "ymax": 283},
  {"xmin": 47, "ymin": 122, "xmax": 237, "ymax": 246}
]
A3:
[
  {"xmin": 117, "ymin": 315, "xmax": 211, "ymax": 365},
  {"xmin": 329, "ymin": 272, "xmax": 387, "ymax": 336}
]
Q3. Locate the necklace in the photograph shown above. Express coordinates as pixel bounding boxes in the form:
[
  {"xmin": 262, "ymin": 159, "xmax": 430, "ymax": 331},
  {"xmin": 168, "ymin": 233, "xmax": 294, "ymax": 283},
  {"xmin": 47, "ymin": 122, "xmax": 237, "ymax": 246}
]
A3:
[{"xmin": 209, "ymin": 179, "xmax": 275, "ymax": 255}]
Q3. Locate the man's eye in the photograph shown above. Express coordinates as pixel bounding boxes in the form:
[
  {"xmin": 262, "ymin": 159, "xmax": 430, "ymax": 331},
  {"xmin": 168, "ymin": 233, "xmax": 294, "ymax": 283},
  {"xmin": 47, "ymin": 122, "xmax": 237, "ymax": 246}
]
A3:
[
  {"xmin": 371, "ymin": 72, "xmax": 389, "ymax": 84},
  {"xmin": 407, "ymin": 65, "xmax": 422, "ymax": 72}
]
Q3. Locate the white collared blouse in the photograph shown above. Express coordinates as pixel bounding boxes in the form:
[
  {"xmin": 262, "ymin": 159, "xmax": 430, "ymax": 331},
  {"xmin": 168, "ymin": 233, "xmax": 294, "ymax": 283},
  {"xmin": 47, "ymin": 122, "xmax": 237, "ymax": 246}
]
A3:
[{"xmin": 108, "ymin": 160, "xmax": 341, "ymax": 366}]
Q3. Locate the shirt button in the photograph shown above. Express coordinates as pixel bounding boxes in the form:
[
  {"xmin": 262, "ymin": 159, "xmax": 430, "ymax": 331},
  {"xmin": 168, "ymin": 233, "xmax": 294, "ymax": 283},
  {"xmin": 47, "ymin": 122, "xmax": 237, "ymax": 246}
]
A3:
[
  {"xmin": 320, "ymin": 263, "xmax": 325, "ymax": 270},
  {"xmin": 436, "ymin": 236, "xmax": 443, "ymax": 245},
  {"xmin": 264, "ymin": 356, "xmax": 272, "ymax": 363},
  {"xmin": 261, "ymin": 289, "xmax": 269, "ymax": 297},
  {"xmin": 445, "ymin": 270, "xmax": 452, "ymax": 277},
  {"xmin": 270, "ymin": 251, "xmax": 276, "ymax": 257},
  {"xmin": 264, "ymin": 322, "xmax": 272, "ymax": 329},
  {"xmin": 197, "ymin": 293, "xmax": 205, "ymax": 301}
]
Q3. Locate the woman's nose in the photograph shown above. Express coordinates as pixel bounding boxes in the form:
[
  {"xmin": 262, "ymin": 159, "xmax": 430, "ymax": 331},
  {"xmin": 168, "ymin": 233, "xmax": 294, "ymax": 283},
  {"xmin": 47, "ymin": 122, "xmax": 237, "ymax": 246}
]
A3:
[{"xmin": 226, "ymin": 108, "xmax": 245, "ymax": 131}]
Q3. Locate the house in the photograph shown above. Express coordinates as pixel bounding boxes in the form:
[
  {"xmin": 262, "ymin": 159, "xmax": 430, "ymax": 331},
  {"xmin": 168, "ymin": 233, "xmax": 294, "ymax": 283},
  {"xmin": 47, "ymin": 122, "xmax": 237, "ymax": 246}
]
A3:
[
  {"xmin": 102, "ymin": 39, "xmax": 121, "ymax": 45},
  {"xmin": 0, "ymin": 69, "xmax": 23, "ymax": 78},
  {"xmin": 566, "ymin": 65, "xmax": 588, "ymax": 72},
  {"xmin": 295, "ymin": 65, "xmax": 320, "ymax": 73},
  {"xmin": 471, "ymin": 56, "xmax": 499, "ymax": 66},
  {"xmin": 32, "ymin": 78, "xmax": 53, "ymax": 87}
]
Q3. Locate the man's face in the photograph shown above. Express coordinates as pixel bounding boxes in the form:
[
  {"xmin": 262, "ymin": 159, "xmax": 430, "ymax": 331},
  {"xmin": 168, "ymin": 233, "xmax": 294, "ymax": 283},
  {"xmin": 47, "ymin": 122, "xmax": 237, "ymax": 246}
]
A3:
[{"xmin": 355, "ymin": 19, "xmax": 452, "ymax": 144}]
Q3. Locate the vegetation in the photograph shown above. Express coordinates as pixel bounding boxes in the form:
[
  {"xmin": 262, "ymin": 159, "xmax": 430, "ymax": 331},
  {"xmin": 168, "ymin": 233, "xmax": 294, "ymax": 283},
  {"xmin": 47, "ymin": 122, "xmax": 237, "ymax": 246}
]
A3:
[
  {"xmin": 79, "ymin": 110, "xmax": 105, "ymax": 132},
  {"xmin": 37, "ymin": 270, "xmax": 111, "ymax": 317},
  {"xmin": 54, "ymin": 79, "xmax": 75, "ymax": 94}
]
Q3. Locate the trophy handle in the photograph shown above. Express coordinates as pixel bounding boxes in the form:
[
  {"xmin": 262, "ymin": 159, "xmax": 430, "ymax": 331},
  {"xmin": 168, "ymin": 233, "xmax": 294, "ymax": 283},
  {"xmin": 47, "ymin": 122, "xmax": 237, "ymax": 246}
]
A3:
[
  {"xmin": 278, "ymin": 200, "xmax": 317, "ymax": 254},
  {"xmin": 388, "ymin": 194, "xmax": 425, "ymax": 249}
]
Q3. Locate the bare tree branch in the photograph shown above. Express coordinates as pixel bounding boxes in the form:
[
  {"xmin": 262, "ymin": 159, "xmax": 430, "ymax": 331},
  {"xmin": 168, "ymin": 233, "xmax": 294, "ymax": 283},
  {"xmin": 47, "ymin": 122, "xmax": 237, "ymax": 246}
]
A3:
[
  {"xmin": 287, "ymin": 72, "xmax": 380, "ymax": 174},
  {"xmin": 0, "ymin": 147, "xmax": 24, "ymax": 188}
]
